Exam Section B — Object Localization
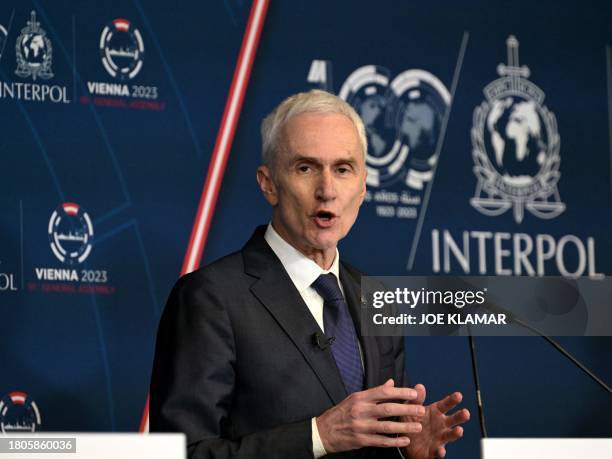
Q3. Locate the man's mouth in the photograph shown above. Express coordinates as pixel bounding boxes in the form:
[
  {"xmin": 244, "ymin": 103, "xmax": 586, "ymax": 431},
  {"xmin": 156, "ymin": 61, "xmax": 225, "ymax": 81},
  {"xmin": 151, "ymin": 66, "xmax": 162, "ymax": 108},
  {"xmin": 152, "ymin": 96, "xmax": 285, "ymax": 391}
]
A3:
[{"xmin": 313, "ymin": 211, "xmax": 337, "ymax": 228}]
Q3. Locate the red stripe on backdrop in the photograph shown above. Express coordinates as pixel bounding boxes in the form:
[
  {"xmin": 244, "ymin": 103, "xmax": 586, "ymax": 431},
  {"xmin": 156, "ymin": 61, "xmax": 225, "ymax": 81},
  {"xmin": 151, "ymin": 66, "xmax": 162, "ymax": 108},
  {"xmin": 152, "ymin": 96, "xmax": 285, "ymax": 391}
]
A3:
[
  {"xmin": 139, "ymin": 0, "xmax": 270, "ymax": 432},
  {"xmin": 139, "ymin": 396, "xmax": 149, "ymax": 433},
  {"xmin": 181, "ymin": 0, "xmax": 270, "ymax": 274}
]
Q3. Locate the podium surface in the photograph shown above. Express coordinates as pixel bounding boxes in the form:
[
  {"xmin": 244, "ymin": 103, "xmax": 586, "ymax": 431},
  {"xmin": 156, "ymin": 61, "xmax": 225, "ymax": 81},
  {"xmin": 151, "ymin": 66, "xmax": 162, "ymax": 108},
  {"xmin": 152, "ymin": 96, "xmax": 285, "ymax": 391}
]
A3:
[{"xmin": 482, "ymin": 438, "xmax": 612, "ymax": 459}]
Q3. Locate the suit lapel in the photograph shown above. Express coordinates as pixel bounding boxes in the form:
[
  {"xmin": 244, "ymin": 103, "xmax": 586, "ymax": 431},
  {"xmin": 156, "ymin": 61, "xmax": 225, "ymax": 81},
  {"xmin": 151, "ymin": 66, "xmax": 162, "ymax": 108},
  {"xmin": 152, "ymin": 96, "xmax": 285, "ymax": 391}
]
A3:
[
  {"xmin": 243, "ymin": 227, "xmax": 348, "ymax": 405},
  {"xmin": 340, "ymin": 264, "xmax": 382, "ymax": 390}
]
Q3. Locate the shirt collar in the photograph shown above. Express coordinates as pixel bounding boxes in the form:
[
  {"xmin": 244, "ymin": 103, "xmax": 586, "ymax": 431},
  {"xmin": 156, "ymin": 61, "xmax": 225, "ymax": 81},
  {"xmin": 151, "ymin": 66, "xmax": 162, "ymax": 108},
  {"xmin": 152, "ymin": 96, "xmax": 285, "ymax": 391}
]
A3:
[{"xmin": 264, "ymin": 223, "xmax": 340, "ymax": 293}]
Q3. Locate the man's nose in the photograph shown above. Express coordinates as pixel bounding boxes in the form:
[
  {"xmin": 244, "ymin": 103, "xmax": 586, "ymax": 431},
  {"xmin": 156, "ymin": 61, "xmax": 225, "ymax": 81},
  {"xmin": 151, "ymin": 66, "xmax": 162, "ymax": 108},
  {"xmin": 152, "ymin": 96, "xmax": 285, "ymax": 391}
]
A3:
[{"xmin": 315, "ymin": 170, "xmax": 336, "ymax": 201}]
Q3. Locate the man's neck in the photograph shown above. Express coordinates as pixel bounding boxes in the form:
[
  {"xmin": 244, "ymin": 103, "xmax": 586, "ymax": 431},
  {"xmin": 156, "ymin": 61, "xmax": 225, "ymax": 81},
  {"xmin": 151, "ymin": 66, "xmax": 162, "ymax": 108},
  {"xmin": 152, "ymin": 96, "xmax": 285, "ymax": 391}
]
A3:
[
  {"xmin": 269, "ymin": 223, "xmax": 337, "ymax": 270},
  {"xmin": 308, "ymin": 251, "xmax": 335, "ymax": 271}
]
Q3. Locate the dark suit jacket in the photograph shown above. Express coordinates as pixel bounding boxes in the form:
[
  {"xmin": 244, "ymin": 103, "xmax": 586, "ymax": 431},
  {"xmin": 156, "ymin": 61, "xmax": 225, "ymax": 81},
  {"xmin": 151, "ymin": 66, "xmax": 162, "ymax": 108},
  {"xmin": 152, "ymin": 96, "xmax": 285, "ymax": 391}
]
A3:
[{"xmin": 150, "ymin": 226, "xmax": 407, "ymax": 458}]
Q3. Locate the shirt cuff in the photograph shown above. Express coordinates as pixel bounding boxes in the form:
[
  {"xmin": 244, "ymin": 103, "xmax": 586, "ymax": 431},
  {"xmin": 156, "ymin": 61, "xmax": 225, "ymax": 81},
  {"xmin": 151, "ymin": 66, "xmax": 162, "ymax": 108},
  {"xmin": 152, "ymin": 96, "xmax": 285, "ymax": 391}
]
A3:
[{"xmin": 311, "ymin": 417, "xmax": 327, "ymax": 458}]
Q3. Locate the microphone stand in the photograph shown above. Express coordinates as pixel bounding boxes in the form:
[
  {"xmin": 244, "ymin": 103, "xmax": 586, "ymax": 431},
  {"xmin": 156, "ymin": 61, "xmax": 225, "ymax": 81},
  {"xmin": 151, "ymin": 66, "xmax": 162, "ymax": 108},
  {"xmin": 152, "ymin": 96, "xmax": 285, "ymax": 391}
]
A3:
[
  {"xmin": 511, "ymin": 316, "xmax": 612, "ymax": 394},
  {"xmin": 464, "ymin": 303, "xmax": 611, "ymax": 443},
  {"xmin": 467, "ymin": 333, "xmax": 488, "ymax": 438}
]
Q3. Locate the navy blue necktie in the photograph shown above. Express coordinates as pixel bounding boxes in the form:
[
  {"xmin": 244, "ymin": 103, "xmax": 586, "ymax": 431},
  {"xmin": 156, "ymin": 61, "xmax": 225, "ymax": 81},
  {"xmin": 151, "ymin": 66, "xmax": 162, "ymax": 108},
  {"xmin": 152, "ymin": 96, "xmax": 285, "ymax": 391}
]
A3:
[{"xmin": 312, "ymin": 273, "xmax": 364, "ymax": 395}]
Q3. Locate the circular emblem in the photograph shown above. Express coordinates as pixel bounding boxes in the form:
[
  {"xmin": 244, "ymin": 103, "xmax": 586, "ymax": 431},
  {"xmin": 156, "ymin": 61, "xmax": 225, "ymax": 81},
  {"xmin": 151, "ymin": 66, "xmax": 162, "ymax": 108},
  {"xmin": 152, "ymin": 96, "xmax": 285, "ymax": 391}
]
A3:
[
  {"xmin": 340, "ymin": 66, "xmax": 450, "ymax": 189},
  {"xmin": 471, "ymin": 36, "xmax": 565, "ymax": 223},
  {"xmin": 48, "ymin": 202, "xmax": 94, "ymax": 265},
  {"xmin": 14, "ymin": 11, "xmax": 54, "ymax": 81},
  {"xmin": 100, "ymin": 18, "xmax": 144, "ymax": 80},
  {"xmin": 0, "ymin": 392, "xmax": 41, "ymax": 433},
  {"xmin": 473, "ymin": 95, "xmax": 559, "ymax": 197}
]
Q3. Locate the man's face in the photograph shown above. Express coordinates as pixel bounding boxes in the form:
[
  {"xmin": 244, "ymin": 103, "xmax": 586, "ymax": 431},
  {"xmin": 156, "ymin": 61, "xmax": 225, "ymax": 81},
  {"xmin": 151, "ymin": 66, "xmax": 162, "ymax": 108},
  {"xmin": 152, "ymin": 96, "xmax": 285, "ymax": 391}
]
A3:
[{"xmin": 257, "ymin": 112, "xmax": 367, "ymax": 265}]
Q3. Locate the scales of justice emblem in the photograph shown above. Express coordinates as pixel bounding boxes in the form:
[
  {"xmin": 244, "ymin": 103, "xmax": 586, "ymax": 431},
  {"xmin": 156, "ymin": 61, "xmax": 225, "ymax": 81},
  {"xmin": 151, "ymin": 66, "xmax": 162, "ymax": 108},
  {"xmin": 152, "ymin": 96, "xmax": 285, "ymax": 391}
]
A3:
[
  {"xmin": 15, "ymin": 11, "xmax": 54, "ymax": 81},
  {"xmin": 470, "ymin": 36, "xmax": 565, "ymax": 223}
]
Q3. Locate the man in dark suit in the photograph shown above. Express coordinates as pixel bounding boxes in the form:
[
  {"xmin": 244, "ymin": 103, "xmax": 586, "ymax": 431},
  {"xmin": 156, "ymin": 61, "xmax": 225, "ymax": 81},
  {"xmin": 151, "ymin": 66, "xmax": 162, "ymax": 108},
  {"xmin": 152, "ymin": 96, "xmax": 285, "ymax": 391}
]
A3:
[{"xmin": 150, "ymin": 90, "xmax": 469, "ymax": 458}]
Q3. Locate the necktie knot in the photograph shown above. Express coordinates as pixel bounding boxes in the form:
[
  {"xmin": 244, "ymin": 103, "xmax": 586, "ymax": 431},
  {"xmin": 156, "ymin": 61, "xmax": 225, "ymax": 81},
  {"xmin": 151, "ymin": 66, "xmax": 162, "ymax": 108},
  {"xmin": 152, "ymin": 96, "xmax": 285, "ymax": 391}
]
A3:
[{"xmin": 312, "ymin": 273, "xmax": 344, "ymax": 303}]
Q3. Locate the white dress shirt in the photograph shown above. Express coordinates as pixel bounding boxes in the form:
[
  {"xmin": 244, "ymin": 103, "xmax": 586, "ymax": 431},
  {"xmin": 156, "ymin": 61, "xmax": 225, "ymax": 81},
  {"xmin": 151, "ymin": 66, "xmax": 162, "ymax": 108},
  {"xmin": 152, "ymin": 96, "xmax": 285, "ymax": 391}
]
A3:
[
  {"xmin": 264, "ymin": 223, "xmax": 342, "ymax": 458},
  {"xmin": 265, "ymin": 224, "xmax": 405, "ymax": 459}
]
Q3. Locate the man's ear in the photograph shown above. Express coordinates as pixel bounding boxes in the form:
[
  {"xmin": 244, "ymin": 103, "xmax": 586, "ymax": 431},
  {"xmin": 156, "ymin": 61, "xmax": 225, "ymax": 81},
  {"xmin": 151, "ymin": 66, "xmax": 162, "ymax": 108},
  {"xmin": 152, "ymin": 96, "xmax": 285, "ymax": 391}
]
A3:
[{"xmin": 256, "ymin": 165, "xmax": 278, "ymax": 206}]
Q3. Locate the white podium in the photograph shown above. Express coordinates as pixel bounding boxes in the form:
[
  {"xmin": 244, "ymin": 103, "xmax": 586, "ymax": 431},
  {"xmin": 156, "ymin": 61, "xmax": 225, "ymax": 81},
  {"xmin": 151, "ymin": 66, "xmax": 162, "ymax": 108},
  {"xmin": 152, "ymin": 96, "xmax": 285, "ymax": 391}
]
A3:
[{"xmin": 482, "ymin": 438, "xmax": 612, "ymax": 459}]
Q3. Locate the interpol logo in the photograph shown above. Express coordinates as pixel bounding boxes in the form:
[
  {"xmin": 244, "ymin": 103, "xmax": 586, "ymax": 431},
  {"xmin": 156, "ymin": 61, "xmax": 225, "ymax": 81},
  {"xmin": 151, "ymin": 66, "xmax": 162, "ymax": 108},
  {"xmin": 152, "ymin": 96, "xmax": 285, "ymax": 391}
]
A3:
[
  {"xmin": 471, "ymin": 36, "xmax": 565, "ymax": 223},
  {"xmin": 339, "ymin": 66, "xmax": 450, "ymax": 189},
  {"xmin": 100, "ymin": 18, "xmax": 144, "ymax": 80},
  {"xmin": 48, "ymin": 202, "xmax": 94, "ymax": 265},
  {"xmin": 14, "ymin": 11, "xmax": 54, "ymax": 81},
  {"xmin": 0, "ymin": 392, "xmax": 41, "ymax": 433}
]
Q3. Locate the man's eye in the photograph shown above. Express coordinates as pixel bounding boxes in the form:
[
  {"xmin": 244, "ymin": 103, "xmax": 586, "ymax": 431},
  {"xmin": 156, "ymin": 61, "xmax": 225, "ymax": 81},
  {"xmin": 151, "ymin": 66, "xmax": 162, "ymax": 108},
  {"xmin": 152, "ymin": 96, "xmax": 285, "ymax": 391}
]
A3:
[
  {"xmin": 337, "ymin": 166, "xmax": 351, "ymax": 174},
  {"xmin": 297, "ymin": 165, "xmax": 311, "ymax": 173}
]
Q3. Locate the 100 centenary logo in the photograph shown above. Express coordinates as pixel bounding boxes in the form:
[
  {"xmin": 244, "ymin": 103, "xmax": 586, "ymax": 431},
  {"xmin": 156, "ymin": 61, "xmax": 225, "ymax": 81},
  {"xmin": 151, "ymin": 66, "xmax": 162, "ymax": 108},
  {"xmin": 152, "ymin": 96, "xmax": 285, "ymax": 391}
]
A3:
[{"xmin": 307, "ymin": 60, "xmax": 451, "ymax": 221}]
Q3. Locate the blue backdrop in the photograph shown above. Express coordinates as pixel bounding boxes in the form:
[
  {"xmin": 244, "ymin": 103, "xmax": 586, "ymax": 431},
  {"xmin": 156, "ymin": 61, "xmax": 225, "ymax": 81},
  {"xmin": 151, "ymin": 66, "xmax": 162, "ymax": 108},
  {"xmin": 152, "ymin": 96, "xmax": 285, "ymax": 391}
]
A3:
[{"xmin": 1, "ymin": 1, "xmax": 610, "ymax": 457}]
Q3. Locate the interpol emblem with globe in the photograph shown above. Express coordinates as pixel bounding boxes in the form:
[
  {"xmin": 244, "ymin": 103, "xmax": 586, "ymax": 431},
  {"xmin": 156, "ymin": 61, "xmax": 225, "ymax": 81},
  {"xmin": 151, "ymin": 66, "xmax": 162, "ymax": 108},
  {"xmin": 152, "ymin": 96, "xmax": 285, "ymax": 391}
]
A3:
[
  {"xmin": 14, "ymin": 11, "xmax": 54, "ymax": 81},
  {"xmin": 339, "ymin": 66, "xmax": 450, "ymax": 190},
  {"xmin": 471, "ymin": 36, "xmax": 565, "ymax": 223}
]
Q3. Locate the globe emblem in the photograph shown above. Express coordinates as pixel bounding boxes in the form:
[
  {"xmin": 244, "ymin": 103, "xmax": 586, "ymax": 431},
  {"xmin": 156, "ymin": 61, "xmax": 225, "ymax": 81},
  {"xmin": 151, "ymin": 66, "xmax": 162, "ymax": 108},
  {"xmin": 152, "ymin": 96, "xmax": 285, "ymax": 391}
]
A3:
[
  {"xmin": 340, "ymin": 66, "xmax": 450, "ymax": 189},
  {"xmin": 14, "ymin": 11, "xmax": 53, "ymax": 81},
  {"xmin": 485, "ymin": 96, "xmax": 549, "ymax": 184},
  {"xmin": 397, "ymin": 89, "xmax": 443, "ymax": 168},
  {"xmin": 356, "ymin": 93, "xmax": 394, "ymax": 158},
  {"xmin": 470, "ymin": 35, "xmax": 564, "ymax": 223},
  {"xmin": 19, "ymin": 33, "xmax": 48, "ymax": 66}
]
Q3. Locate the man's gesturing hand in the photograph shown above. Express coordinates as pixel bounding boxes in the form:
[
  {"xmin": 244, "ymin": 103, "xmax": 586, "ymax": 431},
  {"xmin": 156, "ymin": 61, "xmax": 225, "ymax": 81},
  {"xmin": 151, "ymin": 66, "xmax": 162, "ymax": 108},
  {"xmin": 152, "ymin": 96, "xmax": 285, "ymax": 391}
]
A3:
[
  {"xmin": 402, "ymin": 384, "xmax": 470, "ymax": 459},
  {"xmin": 316, "ymin": 379, "xmax": 424, "ymax": 453}
]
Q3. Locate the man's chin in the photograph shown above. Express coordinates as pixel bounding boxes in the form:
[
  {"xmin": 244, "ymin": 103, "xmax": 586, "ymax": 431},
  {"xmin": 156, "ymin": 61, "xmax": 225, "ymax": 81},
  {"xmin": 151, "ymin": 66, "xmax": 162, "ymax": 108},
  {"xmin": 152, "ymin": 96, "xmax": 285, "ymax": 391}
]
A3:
[{"xmin": 306, "ymin": 234, "xmax": 341, "ymax": 253}]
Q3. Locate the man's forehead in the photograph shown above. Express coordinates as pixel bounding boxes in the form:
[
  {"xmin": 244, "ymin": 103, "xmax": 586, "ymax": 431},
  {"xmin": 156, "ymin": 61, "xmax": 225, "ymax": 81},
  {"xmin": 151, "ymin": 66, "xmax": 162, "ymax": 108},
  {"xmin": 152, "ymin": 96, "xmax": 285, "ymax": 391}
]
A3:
[
  {"xmin": 284, "ymin": 111, "xmax": 354, "ymax": 130},
  {"xmin": 279, "ymin": 113, "xmax": 363, "ymax": 156}
]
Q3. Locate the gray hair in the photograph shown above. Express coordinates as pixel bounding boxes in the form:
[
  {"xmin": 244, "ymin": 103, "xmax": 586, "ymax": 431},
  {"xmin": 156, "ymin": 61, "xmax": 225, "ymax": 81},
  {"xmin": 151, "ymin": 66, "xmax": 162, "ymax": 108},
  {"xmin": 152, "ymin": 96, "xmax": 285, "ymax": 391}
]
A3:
[{"xmin": 260, "ymin": 89, "xmax": 367, "ymax": 165}]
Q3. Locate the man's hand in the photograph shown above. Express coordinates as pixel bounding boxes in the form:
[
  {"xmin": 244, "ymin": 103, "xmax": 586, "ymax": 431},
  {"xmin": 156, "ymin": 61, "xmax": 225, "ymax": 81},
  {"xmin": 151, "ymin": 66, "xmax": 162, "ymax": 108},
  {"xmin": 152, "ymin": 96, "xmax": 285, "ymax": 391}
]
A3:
[
  {"xmin": 316, "ymin": 379, "xmax": 424, "ymax": 453},
  {"xmin": 402, "ymin": 384, "xmax": 470, "ymax": 459}
]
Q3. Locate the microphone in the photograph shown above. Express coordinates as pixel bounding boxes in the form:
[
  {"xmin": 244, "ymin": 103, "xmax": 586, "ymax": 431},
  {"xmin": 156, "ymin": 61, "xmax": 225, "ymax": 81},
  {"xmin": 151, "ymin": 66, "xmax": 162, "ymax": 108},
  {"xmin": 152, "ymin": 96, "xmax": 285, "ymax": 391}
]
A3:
[
  {"xmin": 469, "ymin": 295, "xmax": 611, "ymax": 440},
  {"xmin": 428, "ymin": 276, "xmax": 611, "ymax": 394},
  {"xmin": 466, "ymin": 303, "xmax": 612, "ymax": 442},
  {"xmin": 486, "ymin": 302, "xmax": 612, "ymax": 394},
  {"xmin": 312, "ymin": 332, "xmax": 335, "ymax": 350}
]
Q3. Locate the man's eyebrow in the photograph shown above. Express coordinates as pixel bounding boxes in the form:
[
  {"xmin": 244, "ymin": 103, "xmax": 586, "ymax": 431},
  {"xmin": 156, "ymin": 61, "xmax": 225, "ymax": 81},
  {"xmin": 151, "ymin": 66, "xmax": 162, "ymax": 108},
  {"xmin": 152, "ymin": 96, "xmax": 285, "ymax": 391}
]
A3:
[
  {"xmin": 290, "ymin": 154, "xmax": 359, "ymax": 164},
  {"xmin": 290, "ymin": 155, "xmax": 320, "ymax": 163}
]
